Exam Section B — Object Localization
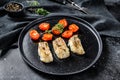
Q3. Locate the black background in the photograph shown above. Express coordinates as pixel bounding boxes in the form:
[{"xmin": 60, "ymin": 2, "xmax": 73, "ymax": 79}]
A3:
[{"xmin": 0, "ymin": 0, "xmax": 120, "ymax": 80}]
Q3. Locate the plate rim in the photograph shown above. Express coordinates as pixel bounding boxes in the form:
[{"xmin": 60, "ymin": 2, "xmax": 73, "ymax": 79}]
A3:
[{"xmin": 18, "ymin": 15, "xmax": 103, "ymax": 75}]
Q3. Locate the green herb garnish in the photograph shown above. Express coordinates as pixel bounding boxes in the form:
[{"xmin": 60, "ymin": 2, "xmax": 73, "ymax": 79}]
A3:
[
  {"xmin": 27, "ymin": 0, "xmax": 50, "ymax": 16},
  {"xmin": 45, "ymin": 30, "xmax": 52, "ymax": 33},
  {"xmin": 28, "ymin": 1, "xmax": 40, "ymax": 6},
  {"xmin": 52, "ymin": 23, "xmax": 64, "ymax": 33},
  {"xmin": 35, "ymin": 8, "xmax": 50, "ymax": 16}
]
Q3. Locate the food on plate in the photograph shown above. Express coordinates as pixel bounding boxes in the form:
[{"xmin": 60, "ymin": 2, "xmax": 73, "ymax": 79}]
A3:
[
  {"xmin": 29, "ymin": 30, "xmax": 40, "ymax": 40},
  {"xmin": 38, "ymin": 42, "xmax": 53, "ymax": 63},
  {"xmin": 52, "ymin": 37, "xmax": 70, "ymax": 59},
  {"xmin": 69, "ymin": 24, "xmax": 79, "ymax": 32},
  {"xmin": 52, "ymin": 23, "xmax": 64, "ymax": 35},
  {"xmin": 62, "ymin": 30, "xmax": 73, "ymax": 38},
  {"xmin": 29, "ymin": 18, "xmax": 86, "ymax": 63},
  {"xmin": 39, "ymin": 22, "xmax": 50, "ymax": 31},
  {"xmin": 58, "ymin": 19, "xmax": 68, "ymax": 28},
  {"xmin": 42, "ymin": 33, "xmax": 53, "ymax": 41},
  {"xmin": 68, "ymin": 35, "xmax": 85, "ymax": 55},
  {"xmin": 52, "ymin": 29, "xmax": 61, "ymax": 35}
]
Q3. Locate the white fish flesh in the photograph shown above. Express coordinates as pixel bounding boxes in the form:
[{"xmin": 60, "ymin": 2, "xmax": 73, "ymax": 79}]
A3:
[
  {"xmin": 38, "ymin": 42, "xmax": 53, "ymax": 63},
  {"xmin": 68, "ymin": 35, "xmax": 85, "ymax": 55},
  {"xmin": 53, "ymin": 37, "xmax": 70, "ymax": 59}
]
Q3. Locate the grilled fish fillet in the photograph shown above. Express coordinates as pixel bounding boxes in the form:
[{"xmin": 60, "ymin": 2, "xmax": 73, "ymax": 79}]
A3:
[
  {"xmin": 53, "ymin": 37, "xmax": 70, "ymax": 59},
  {"xmin": 68, "ymin": 35, "xmax": 85, "ymax": 55},
  {"xmin": 38, "ymin": 42, "xmax": 53, "ymax": 63}
]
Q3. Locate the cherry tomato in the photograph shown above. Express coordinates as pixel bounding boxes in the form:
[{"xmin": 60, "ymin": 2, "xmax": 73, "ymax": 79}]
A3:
[
  {"xmin": 69, "ymin": 24, "xmax": 79, "ymax": 32},
  {"xmin": 39, "ymin": 22, "xmax": 50, "ymax": 31},
  {"xmin": 62, "ymin": 30, "xmax": 73, "ymax": 38},
  {"xmin": 52, "ymin": 29, "xmax": 61, "ymax": 35},
  {"xmin": 29, "ymin": 30, "xmax": 40, "ymax": 40},
  {"xmin": 58, "ymin": 19, "xmax": 68, "ymax": 28},
  {"xmin": 42, "ymin": 33, "xmax": 53, "ymax": 41}
]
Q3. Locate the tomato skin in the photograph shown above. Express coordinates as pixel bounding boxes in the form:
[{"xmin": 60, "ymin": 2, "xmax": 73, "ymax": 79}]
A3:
[
  {"xmin": 62, "ymin": 30, "xmax": 73, "ymax": 38},
  {"xmin": 29, "ymin": 30, "xmax": 40, "ymax": 40},
  {"xmin": 69, "ymin": 24, "xmax": 79, "ymax": 32},
  {"xmin": 39, "ymin": 23, "xmax": 50, "ymax": 31},
  {"xmin": 42, "ymin": 33, "xmax": 53, "ymax": 41},
  {"xmin": 58, "ymin": 19, "xmax": 68, "ymax": 28},
  {"xmin": 52, "ymin": 29, "xmax": 61, "ymax": 35}
]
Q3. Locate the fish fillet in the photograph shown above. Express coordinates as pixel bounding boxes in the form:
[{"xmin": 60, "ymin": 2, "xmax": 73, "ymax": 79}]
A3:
[
  {"xmin": 38, "ymin": 42, "xmax": 53, "ymax": 63},
  {"xmin": 53, "ymin": 37, "xmax": 70, "ymax": 59},
  {"xmin": 68, "ymin": 35, "xmax": 85, "ymax": 55}
]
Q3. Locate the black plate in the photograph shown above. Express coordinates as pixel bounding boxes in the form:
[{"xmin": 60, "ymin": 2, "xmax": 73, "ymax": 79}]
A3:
[{"xmin": 18, "ymin": 15, "xmax": 102, "ymax": 75}]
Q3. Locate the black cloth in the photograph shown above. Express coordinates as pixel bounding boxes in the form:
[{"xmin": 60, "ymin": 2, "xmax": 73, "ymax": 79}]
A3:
[
  {"xmin": 0, "ymin": 0, "xmax": 120, "ymax": 49},
  {"xmin": 0, "ymin": 0, "xmax": 120, "ymax": 80},
  {"xmin": 0, "ymin": 0, "xmax": 120, "ymax": 50}
]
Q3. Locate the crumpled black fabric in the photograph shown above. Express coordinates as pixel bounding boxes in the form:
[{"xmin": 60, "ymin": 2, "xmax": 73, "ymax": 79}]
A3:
[
  {"xmin": 0, "ymin": 0, "xmax": 120, "ymax": 79},
  {"xmin": 0, "ymin": 0, "xmax": 120, "ymax": 55}
]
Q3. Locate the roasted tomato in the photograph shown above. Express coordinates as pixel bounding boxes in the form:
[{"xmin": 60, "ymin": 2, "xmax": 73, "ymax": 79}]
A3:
[
  {"xmin": 52, "ymin": 23, "xmax": 64, "ymax": 35},
  {"xmin": 58, "ymin": 19, "xmax": 68, "ymax": 28},
  {"xmin": 69, "ymin": 24, "xmax": 79, "ymax": 32},
  {"xmin": 62, "ymin": 30, "xmax": 73, "ymax": 38},
  {"xmin": 42, "ymin": 33, "xmax": 53, "ymax": 41},
  {"xmin": 52, "ymin": 29, "xmax": 61, "ymax": 35},
  {"xmin": 29, "ymin": 30, "xmax": 40, "ymax": 40},
  {"xmin": 39, "ymin": 22, "xmax": 50, "ymax": 31}
]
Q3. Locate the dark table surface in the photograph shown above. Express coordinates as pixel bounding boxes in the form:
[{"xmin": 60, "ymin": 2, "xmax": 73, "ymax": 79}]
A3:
[
  {"xmin": 0, "ymin": 38, "xmax": 120, "ymax": 80},
  {"xmin": 0, "ymin": 0, "xmax": 120, "ymax": 80}
]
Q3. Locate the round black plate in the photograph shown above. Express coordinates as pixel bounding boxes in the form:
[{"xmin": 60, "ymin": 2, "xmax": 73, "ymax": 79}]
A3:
[{"xmin": 18, "ymin": 15, "xmax": 102, "ymax": 75}]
